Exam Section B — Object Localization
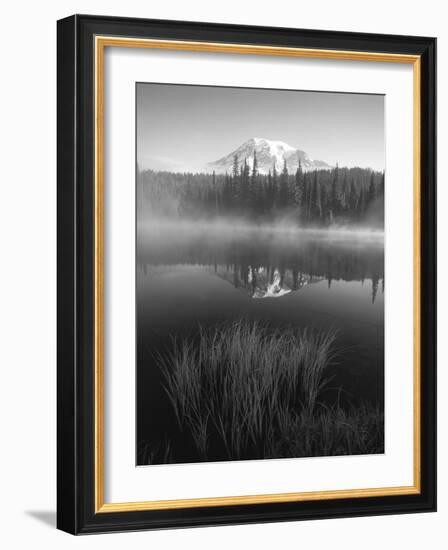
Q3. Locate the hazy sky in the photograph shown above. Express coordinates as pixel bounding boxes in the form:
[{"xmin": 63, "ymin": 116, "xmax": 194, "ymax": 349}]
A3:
[{"xmin": 137, "ymin": 83, "xmax": 384, "ymax": 172}]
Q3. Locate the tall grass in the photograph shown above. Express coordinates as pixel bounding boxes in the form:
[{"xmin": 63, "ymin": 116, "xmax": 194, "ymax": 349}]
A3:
[
  {"xmin": 154, "ymin": 320, "xmax": 383, "ymax": 462},
  {"xmin": 264, "ymin": 401, "xmax": 384, "ymax": 459}
]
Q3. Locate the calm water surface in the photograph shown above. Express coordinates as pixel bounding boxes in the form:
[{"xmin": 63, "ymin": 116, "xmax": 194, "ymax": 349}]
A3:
[{"xmin": 136, "ymin": 221, "xmax": 384, "ymax": 458}]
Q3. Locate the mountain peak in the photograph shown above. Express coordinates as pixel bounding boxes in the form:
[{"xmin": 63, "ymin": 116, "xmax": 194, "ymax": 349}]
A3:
[
  {"xmin": 253, "ymin": 137, "xmax": 294, "ymax": 147},
  {"xmin": 208, "ymin": 138, "xmax": 331, "ymax": 174}
]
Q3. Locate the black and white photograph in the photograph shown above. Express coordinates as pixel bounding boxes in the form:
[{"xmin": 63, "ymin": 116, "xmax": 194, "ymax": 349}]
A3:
[
  {"xmin": 136, "ymin": 83, "xmax": 385, "ymax": 465},
  {"xmin": 0, "ymin": 1, "xmax": 440, "ymax": 542}
]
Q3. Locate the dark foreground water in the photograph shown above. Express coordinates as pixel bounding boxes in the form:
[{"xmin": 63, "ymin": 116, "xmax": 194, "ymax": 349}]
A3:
[{"xmin": 136, "ymin": 220, "xmax": 384, "ymax": 464}]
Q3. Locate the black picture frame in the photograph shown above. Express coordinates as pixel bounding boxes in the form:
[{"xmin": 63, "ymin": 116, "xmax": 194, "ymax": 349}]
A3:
[{"xmin": 57, "ymin": 14, "xmax": 436, "ymax": 534}]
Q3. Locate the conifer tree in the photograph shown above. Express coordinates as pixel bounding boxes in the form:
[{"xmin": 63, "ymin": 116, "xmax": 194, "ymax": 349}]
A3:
[
  {"xmin": 250, "ymin": 152, "xmax": 259, "ymax": 214},
  {"xmin": 240, "ymin": 158, "xmax": 250, "ymax": 207},
  {"xmin": 272, "ymin": 162, "xmax": 278, "ymax": 207},
  {"xmin": 349, "ymin": 178, "xmax": 357, "ymax": 218},
  {"xmin": 331, "ymin": 163, "xmax": 340, "ymax": 219},
  {"xmin": 279, "ymin": 159, "xmax": 289, "ymax": 208},
  {"xmin": 308, "ymin": 172, "xmax": 316, "ymax": 221},
  {"xmin": 294, "ymin": 159, "xmax": 304, "ymax": 207},
  {"xmin": 367, "ymin": 171, "xmax": 376, "ymax": 207},
  {"xmin": 358, "ymin": 186, "xmax": 366, "ymax": 219},
  {"xmin": 223, "ymin": 172, "xmax": 231, "ymax": 210},
  {"xmin": 303, "ymin": 172, "xmax": 310, "ymax": 222},
  {"xmin": 212, "ymin": 170, "xmax": 218, "ymax": 215},
  {"xmin": 232, "ymin": 154, "xmax": 239, "ymax": 179},
  {"xmin": 341, "ymin": 171, "xmax": 349, "ymax": 212},
  {"xmin": 251, "ymin": 151, "xmax": 258, "ymax": 183},
  {"xmin": 313, "ymin": 170, "xmax": 322, "ymax": 220}
]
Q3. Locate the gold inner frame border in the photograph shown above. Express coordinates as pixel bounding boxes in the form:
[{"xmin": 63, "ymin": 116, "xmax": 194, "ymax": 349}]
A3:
[{"xmin": 94, "ymin": 36, "xmax": 421, "ymax": 513}]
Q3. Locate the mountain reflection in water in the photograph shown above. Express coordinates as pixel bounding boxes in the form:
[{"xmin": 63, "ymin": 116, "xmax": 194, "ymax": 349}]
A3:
[
  {"xmin": 137, "ymin": 221, "xmax": 384, "ymax": 303},
  {"xmin": 136, "ymin": 220, "xmax": 385, "ymax": 463}
]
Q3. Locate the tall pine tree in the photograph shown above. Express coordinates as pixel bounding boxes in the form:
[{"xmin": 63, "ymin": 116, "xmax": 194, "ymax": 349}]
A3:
[
  {"xmin": 330, "ymin": 163, "xmax": 340, "ymax": 221},
  {"xmin": 294, "ymin": 159, "xmax": 304, "ymax": 207},
  {"xmin": 272, "ymin": 162, "xmax": 278, "ymax": 207},
  {"xmin": 279, "ymin": 159, "xmax": 289, "ymax": 208}
]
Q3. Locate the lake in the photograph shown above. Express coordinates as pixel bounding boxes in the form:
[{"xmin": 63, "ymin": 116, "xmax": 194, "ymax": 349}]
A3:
[{"xmin": 136, "ymin": 220, "xmax": 384, "ymax": 463}]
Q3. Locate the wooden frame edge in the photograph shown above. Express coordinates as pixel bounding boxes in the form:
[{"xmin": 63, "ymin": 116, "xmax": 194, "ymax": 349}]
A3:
[{"xmin": 93, "ymin": 35, "xmax": 422, "ymax": 514}]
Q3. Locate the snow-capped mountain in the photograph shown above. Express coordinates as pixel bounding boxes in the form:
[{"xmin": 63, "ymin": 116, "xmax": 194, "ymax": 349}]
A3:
[
  {"xmin": 211, "ymin": 264, "xmax": 323, "ymax": 299},
  {"xmin": 208, "ymin": 138, "xmax": 331, "ymax": 175}
]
